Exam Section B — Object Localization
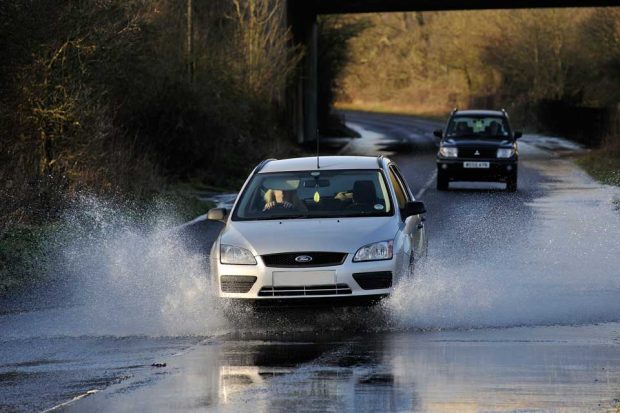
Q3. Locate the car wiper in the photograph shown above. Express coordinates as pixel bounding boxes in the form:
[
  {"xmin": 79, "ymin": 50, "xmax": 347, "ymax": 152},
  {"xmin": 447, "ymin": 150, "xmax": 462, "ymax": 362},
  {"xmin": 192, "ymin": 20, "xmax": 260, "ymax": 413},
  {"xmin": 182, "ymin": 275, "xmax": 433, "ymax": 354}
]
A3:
[
  {"xmin": 339, "ymin": 212, "xmax": 385, "ymax": 218},
  {"xmin": 253, "ymin": 214, "xmax": 307, "ymax": 220}
]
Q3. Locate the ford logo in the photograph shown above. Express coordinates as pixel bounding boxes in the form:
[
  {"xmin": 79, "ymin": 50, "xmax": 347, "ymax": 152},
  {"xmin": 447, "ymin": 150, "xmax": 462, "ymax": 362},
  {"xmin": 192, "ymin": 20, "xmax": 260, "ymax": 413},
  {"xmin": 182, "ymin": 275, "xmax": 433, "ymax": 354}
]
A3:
[{"xmin": 295, "ymin": 255, "xmax": 313, "ymax": 263}]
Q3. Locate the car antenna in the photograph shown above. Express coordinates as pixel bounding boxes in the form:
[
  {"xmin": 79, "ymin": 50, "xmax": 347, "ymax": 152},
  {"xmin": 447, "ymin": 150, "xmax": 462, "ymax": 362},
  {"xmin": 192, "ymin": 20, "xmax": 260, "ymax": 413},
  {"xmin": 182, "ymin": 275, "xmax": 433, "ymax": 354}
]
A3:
[{"xmin": 316, "ymin": 129, "xmax": 320, "ymax": 169}]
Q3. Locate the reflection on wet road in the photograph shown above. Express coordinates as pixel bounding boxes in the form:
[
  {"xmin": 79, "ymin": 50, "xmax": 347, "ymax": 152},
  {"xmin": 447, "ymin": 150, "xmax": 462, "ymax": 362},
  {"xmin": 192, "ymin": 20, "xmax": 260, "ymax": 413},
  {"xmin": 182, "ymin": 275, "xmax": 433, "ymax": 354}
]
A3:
[
  {"xmin": 67, "ymin": 324, "xmax": 620, "ymax": 412},
  {"xmin": 1, "ymin": 111, "xmax": 619, "ymax": 412}
]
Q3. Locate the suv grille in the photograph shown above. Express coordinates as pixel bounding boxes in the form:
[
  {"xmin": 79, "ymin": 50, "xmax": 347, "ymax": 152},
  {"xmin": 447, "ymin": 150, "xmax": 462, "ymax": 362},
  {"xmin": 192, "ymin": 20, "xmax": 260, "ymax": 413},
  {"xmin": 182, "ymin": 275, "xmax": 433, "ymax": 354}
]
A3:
[
  {"xmin": 258, "ymin": 284, "xmax": 352, "ymax": 297},
  {"xmin": 261, "ymin": 252, "xmax": 347, "ymax": 268},
  {"xmin": 220, "ymin": 275, "xmax": 257, "ymax": 293},
  {"xmin": 353, "ymin": 272, "xmax": 392, "ymax": 290},
  {"xmin": 458, "ymin": 148, "xmax": 496, "ymax": 158}
]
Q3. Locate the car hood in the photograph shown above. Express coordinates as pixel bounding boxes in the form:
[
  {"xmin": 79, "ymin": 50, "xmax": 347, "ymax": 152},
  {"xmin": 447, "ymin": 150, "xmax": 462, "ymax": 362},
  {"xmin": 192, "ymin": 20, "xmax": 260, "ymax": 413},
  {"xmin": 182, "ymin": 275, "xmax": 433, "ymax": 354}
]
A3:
[
  {"xmin": 444, "ymin": 138, "xmax": 513, "ymax": 148},
  {"xmin": 220, "ymin": 217, "xmax": 399, "ymax": 256}
]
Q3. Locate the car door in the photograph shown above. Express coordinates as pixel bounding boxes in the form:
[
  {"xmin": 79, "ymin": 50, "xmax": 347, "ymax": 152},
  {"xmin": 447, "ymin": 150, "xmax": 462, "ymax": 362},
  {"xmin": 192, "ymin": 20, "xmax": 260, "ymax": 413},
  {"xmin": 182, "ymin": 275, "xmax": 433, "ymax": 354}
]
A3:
[{"xmin": 389, "ymin": 164, "xmax": 426, "ymax": 260}]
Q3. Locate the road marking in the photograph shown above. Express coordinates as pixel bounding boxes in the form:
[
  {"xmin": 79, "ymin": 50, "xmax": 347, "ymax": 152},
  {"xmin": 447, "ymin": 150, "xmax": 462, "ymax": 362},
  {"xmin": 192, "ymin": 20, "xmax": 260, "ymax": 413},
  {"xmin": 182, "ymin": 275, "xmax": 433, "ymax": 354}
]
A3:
[
  {"xmin": 40, "ymin": 389, "xmax": 99, "ymax": 412},
  {"xmin": 175, "ymin": 213, "xmax": 208, "ymax": 230},
  {"xmin": 415, "ymin": 170, "xmax": 437, "ymax": 199}
]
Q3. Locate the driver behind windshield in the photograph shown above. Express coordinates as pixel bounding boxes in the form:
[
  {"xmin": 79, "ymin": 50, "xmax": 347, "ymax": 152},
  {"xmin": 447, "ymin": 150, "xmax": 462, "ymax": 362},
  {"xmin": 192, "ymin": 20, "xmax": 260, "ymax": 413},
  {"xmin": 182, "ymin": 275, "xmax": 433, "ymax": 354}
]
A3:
[
  {"xmin": 233, "ymin": 170, "xmax": 392, "ymax": 220},
  {"xmin": 455, "ymin": 121, "xmax": 472, "ymax": 136},
  {"xmin": 447, "ymin": 116, "xmax": 510, "ymax": 139},
  {"xmin": 485, "ymin": 120, "xmax": 503, "ymax": 136},
  {"xmin": 263, "ymin": 189, "xmax": 306, "ymax": 212}
]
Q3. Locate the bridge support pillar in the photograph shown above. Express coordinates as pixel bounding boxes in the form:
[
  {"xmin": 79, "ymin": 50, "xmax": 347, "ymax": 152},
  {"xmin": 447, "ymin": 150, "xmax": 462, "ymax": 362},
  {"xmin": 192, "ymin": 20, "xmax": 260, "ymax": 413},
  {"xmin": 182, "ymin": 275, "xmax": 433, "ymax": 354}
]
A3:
[
  {"xmin": 288, "ymin": 4, "xmax": 318, "ymax": 144},
  {"xmin": 302, "ymin": 16, "xmax": 318, "ymax": 144}
]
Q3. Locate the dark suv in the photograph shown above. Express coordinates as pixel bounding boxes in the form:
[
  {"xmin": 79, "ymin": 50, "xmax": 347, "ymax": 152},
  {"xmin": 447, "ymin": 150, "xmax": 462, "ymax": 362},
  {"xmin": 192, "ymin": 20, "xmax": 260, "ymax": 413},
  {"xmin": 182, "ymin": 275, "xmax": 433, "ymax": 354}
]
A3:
[{"xmin": 434, "ymin": 109, "xmax": 522, "ymax": 192}]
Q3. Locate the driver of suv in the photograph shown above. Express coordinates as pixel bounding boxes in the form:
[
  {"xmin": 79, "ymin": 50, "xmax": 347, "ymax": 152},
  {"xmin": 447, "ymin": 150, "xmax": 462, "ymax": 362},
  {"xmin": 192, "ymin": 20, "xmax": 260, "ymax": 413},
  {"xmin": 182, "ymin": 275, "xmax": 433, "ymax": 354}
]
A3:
[
  {"xmin": 485, "ymin": 120, "xmax": 503, "ymax": 136},
  {"xmin": 455, "ymin": 121, "xmax": 472, "ymax": 136}
]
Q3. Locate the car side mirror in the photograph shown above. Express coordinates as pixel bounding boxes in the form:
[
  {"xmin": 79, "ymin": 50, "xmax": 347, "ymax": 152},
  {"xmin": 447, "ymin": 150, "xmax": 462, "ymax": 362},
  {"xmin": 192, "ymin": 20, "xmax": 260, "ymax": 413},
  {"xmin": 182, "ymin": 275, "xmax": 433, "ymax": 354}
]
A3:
[
  {"xmin": 207, "ymin": 208, "xmax": 227, "ymax": 222},
  {"xmin": 402, "ymin": 201, "xmax": 426, "ymax": 218},
  {"xmin": 433, "ymin": 129, "xmax": 443, "ymax": 138},
  {"xmin": 514, "ymin": 131, "xmax": 522, "ymax": 139}
]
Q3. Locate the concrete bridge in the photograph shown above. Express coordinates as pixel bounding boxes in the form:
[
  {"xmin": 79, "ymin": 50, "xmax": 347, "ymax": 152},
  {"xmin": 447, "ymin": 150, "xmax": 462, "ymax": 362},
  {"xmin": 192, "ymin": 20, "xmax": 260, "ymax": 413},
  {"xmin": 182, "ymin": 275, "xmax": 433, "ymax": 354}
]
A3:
[{"xmin": 286, "ymin": 0, "xmax": 620, "ymax": 143}]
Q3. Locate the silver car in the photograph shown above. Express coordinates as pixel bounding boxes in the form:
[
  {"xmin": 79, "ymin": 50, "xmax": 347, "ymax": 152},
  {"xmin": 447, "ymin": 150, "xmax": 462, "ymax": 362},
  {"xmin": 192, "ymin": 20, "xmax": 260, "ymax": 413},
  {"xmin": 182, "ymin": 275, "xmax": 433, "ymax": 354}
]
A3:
[{"xmin": 207, "ymin": 156, "xmax": 427, "ymax": 307}]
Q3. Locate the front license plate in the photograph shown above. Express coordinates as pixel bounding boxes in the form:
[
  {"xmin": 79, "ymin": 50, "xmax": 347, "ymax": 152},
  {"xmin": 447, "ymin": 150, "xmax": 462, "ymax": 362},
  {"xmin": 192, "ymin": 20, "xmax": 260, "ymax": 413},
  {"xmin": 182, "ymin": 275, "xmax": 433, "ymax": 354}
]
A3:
[
  {"xmin": 463, "ymin": 161, "xmax": 490, "ymax": 169},
  {"xmin": 273, "ymin": 271, "xmax": 335, "ymax": 286}
]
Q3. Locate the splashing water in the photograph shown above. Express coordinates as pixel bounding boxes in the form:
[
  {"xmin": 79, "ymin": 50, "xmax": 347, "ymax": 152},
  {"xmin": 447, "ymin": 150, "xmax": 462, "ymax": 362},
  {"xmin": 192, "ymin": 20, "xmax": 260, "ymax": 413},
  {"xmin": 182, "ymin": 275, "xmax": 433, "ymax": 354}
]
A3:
[
  {"xmin": 0, "ymin": 196, "xmax": 226, "ymax": 338},
  {"xmin": 61, "ymin": 196, "xmax": 227, "ymax": 336},
  {"xmin": 387, "ymin": 160, "xmax": 620, "ymax": 329},
  {"xmin": 4, "ymin": 155, "xmax": 618, "ymax": 338}
]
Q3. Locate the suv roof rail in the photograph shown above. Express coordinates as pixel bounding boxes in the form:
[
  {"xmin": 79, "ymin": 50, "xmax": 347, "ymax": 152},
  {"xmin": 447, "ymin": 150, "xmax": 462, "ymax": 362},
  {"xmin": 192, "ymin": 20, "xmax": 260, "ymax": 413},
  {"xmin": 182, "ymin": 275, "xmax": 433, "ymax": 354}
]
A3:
[
  {"xmin": 451, "ymin": 107, "xmax": 458, "ymax": 115},
  {"xmin": 376, "ymin": 155, "xmax": 384, "ymax": 167},
  {"xmin": 255, "ymin": 158, "xmax": 276, "ymax": 173}
]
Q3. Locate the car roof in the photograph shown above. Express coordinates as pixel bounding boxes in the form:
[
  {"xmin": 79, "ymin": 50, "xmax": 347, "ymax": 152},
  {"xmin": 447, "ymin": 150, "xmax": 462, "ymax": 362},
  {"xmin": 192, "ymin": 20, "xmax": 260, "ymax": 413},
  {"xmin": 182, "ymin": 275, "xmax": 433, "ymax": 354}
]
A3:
[
  {"xmin": 259, "ymin": 156, "xmax": 387, "ymax": 173},
  {"xmin": 453, "ymin": 109, "xmax": 505, "ymax": 117}
]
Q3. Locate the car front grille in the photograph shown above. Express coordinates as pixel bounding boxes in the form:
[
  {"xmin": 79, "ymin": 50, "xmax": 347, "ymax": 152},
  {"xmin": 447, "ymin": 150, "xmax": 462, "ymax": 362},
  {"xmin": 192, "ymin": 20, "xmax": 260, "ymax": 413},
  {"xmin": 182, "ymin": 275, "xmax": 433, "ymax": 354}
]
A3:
[
  {"xmin": 261, "ymin": 252, "xmax": 347, "ymax": 268},
  {"xmin": 220, "ymin": 275, "xmax": 257, "ymax": 293},
  {"xmin": 258, "ymin": 284, "xmax": 352, "ymax": 297},
  {"xmin": 458, "ymin": 148, "xmax": 496, "ymax": 158},
  {"xmin": 353, "ymin": 271, "xmax": 393, "ymax": 290}
]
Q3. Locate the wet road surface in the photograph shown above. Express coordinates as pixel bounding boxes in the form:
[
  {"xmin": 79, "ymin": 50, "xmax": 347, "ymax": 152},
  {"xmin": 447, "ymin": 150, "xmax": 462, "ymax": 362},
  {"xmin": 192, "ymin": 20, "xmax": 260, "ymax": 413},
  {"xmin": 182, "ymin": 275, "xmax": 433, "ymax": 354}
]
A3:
[
  {"xmin": 1, "ymin": 111, "xmax": 619, "ymax": 412},
  {"xmin": 66, "ymin": 324, "xmax": 620, "ymax": 413}
]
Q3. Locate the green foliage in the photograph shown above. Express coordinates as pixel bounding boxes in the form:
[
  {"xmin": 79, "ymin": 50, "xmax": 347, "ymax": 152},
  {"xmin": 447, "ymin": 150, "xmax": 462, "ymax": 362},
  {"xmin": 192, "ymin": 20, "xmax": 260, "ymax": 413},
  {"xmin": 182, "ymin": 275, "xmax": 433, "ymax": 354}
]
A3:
[
  {"xmin": 576, "ymin": 138, "xmax": 620, "ymax": 187},
  {"xmin": 0, "ymin": 0, "xmax": 303, "ymax": 291},
  {"xmin": 339, "ymin": 8, "xmax": 620, "ymax": 129},
  {"xmin": 482, "ymin": 10, "xmax": 585, "ymax": 102},
  {"xmin": 340, "ymin": 11, "xmax": 498, "ymax": 113},
  {"xmin": 317, "ymin": 16, "xmax": 369, "ymax": 130},
  {"xmin": 0, "ymin": 224, "xmax": 59, "ymax": 292},
  {"xmin": 576, "ymin": 154, "xmax": 620, "ymax": 187},
  {"xmin": 578, "ymin": 8, "xmax": 620, "ymax": 106},
  {"xmin": 0, "ymin": 0, "xmax": 300, "ymax": 230}
]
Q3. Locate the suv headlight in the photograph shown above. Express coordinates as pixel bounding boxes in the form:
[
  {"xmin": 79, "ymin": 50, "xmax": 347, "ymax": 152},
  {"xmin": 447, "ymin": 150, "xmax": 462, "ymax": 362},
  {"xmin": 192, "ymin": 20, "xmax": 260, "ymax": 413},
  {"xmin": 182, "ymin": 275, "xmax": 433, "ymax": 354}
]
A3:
[
  {"xmin": 220, "ymin": 244, "xmax": 257, "ymax": 265},
  {"xmin": 497, "ymin": 148, "xmax": 515, "ymax": 158},
  {"xmin": 353, "ymin": 240, "xmax": 393, "ymax": 262},
  {"xmin": 439, "ymin": 146, "xmax": 458, "ymax": 158}
]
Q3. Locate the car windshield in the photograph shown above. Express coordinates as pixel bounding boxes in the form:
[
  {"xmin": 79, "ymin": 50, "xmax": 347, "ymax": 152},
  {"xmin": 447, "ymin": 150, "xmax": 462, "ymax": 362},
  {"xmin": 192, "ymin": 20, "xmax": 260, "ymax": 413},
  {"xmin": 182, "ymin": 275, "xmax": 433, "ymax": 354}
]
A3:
[
  {"xmin": 232, "ymin": 169, "xmax": 394, "ymax": 221},
  {"xmin": 446, "ymin": 116, "xmax": 511, "ymax": 140}
]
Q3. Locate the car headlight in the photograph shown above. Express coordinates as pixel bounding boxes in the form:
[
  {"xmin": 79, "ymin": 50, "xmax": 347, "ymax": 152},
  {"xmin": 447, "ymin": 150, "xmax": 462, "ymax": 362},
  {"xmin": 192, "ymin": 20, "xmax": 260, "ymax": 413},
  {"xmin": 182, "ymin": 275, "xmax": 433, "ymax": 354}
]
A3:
[
  {"xmin": 220, "ymin": 244, "xmax": 256, "ymax": 265},
  {"xmin": 439, "ymin": 146, "xmax": 458, "ymax": 158},
  {"xmin": 353, "ymin": 240, "xmax": 393, "ymax": 262},
  {"xmin": 497, "ymin": 148, "xmax": 515, "ymax": 158}
]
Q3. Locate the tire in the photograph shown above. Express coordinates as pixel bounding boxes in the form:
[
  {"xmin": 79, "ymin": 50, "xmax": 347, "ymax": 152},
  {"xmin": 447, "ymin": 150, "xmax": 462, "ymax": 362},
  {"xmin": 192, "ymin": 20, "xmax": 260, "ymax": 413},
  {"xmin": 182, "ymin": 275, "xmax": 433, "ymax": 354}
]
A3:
[
  {"xmin": 219, "ymin": 298, "xmax": 256, "ymax": 325},
  {"xmin": 506, "ymin": 174, "xmax": 518, "ymax": 192},
  {"xmin": 436, "ymin": 171, "xmax": 449, "ymax": 191}
]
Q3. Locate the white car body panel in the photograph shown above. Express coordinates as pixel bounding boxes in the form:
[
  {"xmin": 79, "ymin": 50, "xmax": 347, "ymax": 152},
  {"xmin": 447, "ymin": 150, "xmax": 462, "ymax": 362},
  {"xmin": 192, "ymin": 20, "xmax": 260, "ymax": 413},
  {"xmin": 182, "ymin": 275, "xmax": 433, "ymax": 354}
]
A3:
[{"xmin": 208, "ymin": 156, "xmax": 426, "ymax": 304}]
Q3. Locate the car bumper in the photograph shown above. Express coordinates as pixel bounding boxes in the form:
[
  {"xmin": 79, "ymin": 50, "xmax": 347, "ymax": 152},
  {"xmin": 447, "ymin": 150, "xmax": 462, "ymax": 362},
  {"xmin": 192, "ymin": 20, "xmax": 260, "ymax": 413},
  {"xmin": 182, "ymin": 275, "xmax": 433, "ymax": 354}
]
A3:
[
  {"xmin": 212, "ymin": 257, "xmax": 399, "ymax": 302},
  {"xmin": 437, "ymin": 158, "xmax": 517, "ymax": 181},
  {"xmin": 222, "ymin": 295, "xmax": 389, "ymax": 309}
]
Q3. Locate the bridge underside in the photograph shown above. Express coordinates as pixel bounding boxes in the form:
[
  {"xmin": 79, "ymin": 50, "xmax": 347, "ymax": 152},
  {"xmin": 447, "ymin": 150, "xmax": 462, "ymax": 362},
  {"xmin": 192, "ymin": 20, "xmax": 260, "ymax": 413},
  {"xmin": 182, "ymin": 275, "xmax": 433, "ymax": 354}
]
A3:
[
  {"xmin": 287, "ymin": 0, "xmax": 619, "ymax": 143},
  {"xmin": 308, "ymin": 0, "xmax": 619, "ymax": 15}
]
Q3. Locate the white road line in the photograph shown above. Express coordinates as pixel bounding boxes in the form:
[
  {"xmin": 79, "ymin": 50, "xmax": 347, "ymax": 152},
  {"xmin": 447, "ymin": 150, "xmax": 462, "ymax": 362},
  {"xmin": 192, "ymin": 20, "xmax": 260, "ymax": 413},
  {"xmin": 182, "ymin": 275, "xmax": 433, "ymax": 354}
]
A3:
[
  {"xmin": 40, "ymin": 389, "xmax": 99, "ymax": 413},
  {"xmin": 175, "ymin": 213, "xmax": 208, "ymax": 230},
  {"xmin": 415, "ymin": 170, "xmax": 437, "ymax": 199}
]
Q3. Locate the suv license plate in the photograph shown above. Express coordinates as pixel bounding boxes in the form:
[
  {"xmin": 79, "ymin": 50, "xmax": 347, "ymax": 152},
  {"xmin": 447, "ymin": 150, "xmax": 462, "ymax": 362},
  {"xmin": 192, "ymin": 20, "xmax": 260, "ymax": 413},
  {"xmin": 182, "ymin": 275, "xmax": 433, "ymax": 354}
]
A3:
[{"xmin": 463, "ymin": 162, "xmax": 490, "ymax": 169}]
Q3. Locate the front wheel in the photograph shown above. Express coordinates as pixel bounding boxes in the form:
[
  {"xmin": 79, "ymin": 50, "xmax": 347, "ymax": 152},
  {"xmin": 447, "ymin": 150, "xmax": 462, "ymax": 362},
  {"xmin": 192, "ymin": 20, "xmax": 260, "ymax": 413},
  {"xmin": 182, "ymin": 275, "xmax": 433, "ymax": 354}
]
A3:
[
  {"xmin": 436, "ymin": 170, "xmax": 449, "ymax": 191},
  {"xmin": 506, "ymin": 174, "xmax": 518, "ymax": 192}
]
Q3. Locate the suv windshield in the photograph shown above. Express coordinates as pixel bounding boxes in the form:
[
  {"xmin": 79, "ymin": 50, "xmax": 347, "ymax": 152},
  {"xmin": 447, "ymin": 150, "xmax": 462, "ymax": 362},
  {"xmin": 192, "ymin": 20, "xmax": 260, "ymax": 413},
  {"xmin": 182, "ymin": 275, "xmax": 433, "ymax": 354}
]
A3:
[
  {"xmin": 232, "ymin": 170, "xmax": 394, "ymax": 221},
  {"xmin": 446, "ymin": 116, "xmax": 511, "ymax": 140}
]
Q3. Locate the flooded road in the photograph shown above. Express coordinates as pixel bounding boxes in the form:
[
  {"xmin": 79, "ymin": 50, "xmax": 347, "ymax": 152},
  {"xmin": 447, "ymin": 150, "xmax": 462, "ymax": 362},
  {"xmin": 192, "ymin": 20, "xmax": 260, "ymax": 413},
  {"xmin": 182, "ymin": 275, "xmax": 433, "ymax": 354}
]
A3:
[
  {"xmin": 1, "ymin": 111, "xmax": 619, "ymax": 412},
  {"xmin": 65, "ymin": 324, "xmax": 620, "ymax": 412}
]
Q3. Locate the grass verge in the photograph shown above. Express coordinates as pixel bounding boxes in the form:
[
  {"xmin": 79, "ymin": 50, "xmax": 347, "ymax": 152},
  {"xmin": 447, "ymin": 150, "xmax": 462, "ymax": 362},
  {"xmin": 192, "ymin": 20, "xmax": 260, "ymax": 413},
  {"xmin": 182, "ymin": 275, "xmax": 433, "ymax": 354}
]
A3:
[
  {"xmin": 575, "ymin": 150, "xmax": 620, "ymax": 187},
  {"xmin": 334, "ymin": 101, "xmax": 448, "ymax": 122},
  {"xmin": 0, "ymin": 224, "xmax": 60, "ymax": 293}
]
